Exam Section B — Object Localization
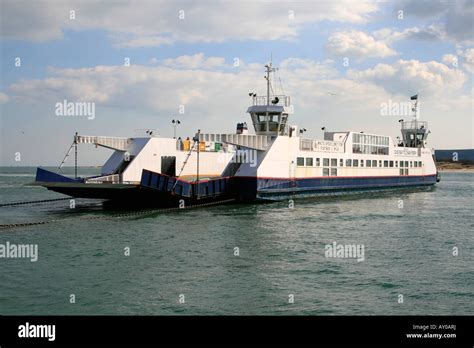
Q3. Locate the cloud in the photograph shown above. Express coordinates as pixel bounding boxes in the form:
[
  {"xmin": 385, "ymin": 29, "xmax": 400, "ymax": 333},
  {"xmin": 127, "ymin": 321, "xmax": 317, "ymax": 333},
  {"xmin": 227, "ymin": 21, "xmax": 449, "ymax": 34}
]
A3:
[
  {"xmin": 0, "ymin": 92, "xmax": 9, "ymax": 104},
  {"xmin": 375, "ymin": 25, "xmax": 445, "ymax": 43},
  {"xmin": 161, "ymin": 53, "xmax": 226, "ymax": 69},
  {"xmin": 394, "ymin": 0, "xmax": 474, "ymax": 44},
  {"xmin": 348, "ymin": 59, "xmax": 467, "ymax": 97},
  {"xmin": 1, "ymin": 0, "xmax": 380, "ymax": 46},
  {"xmin": 326, "ymin": 30, "xmax": 397, "ymax": 60},
  {"xmin": 442, "ymin": 54, "xmax": 459, "ymax": 67},
  {"xmin": 457, "ymin": 48, "xmax": 474, "ymax": 73}
]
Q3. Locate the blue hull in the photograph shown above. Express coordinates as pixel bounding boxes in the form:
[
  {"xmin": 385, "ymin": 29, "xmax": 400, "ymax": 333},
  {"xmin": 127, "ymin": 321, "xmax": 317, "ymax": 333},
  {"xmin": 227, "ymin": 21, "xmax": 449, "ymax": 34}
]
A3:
[{"xmin": 234, "ymin": 175, "xmax": 437, "ymax": 201}]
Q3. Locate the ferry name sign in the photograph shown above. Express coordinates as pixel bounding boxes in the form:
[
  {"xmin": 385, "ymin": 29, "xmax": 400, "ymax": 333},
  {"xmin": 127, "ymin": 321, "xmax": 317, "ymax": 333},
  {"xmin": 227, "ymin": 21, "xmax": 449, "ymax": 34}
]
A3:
[
  {"xmin": 314, "ymin": 140, "xmax": 344, "ymax": 153},
  {"xmin": 394, "ymin": 148, "xmax": 419, "ymax": 156}
]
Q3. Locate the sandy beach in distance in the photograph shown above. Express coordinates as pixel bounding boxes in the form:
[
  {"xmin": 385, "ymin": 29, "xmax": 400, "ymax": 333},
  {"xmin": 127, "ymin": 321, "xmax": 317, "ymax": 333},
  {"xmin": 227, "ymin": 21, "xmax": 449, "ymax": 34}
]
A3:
[{"xmin": 437, "ymin": 162, "xmax": 474, "ymax": 173}]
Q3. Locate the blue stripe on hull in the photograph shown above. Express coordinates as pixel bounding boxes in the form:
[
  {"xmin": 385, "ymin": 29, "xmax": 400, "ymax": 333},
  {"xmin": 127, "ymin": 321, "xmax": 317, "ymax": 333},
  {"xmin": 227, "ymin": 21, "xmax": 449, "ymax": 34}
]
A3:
[{"xmin": 253, "ymin": 175, "xmax": 437, "ymax": 201}]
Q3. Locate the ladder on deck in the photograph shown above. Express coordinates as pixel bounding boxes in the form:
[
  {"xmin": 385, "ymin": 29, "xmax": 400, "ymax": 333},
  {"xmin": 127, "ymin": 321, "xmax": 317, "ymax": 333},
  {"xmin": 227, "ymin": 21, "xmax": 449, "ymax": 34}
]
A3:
[
  {"xmin": 172, "ymin": 141, "xmax": 198, "ymax": 191},
  {"xmin": 58, "ymin": 140, "xmax": 76, "ymax": 172}
]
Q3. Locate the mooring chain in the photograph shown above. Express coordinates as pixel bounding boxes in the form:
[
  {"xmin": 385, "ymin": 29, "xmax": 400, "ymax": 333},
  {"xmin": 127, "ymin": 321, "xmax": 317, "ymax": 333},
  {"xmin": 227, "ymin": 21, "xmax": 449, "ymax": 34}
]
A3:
[
  {"xmin": 0, "ymin": 197, "xmax": 72, "ymax": 207},
  {"xmin": 0, "ymin": 198, "xmax": 236, "ymax": 230}
]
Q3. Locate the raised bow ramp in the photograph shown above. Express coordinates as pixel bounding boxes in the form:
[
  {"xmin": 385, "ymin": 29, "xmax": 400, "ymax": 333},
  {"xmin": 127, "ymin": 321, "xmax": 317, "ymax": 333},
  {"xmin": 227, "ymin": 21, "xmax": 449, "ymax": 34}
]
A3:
[{"xmin": 75, "ymin": 135, "xmax": 131, "ymax": 151}]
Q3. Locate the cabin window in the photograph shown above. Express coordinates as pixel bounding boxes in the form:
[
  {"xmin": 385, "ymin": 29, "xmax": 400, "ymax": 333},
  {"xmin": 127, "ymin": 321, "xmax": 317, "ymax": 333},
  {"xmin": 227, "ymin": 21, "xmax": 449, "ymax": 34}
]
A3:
[
  {"xmin": 331, "ymin": 168, "xmax": 337, "ymax": 176},
  {"xmin": 315, "ymin": 158, "xmax": 320, "ymax": 166},
  {"xmin": 323, "ymin": 168, "xmax": 330, "ymax": 176},
  {"xmin": 414, "ymin": 161, "xmax": 418, "ymax": 168},
  {"xmin": 366, "ymin": 160, "xmax": 372, "ymax": 167},
  {"xmin": 372, "ymin": 160, "xmax": 377, "ymax": 167},
  {"xmin": 383, "ymin": 160, "xmax": 388, "ymax": 167},
  {"xmin": 400, "ymin": 168, "xmax": 410, "ymax": 176},
  {"xmin": 405, "ymin": 161, "xmax": 409, "ymax": 167},
  {"xmin": 360, "ymin": 160, "xmax": 364, "ymax": 167},
  {"xmin": 420, "ymin": 161, "xmax": 423, "ymax": 167},
  {"xmin": 353, "ymin": 133, "xmax": 389, "ymax": 155},
  {"xmin": 323, "ymin": 158, "xmax": 329, "ymax": 166},
  {"xmin": 340, "ymin": 159, "xmax": 344, "ymax": 167},
  {"xmin": 331, "ymin": 158, "xmax": 337, "ymax": 167},
  {"xmin": 379, "ymin": 160, "xmax": 382, "ymax": 167},
  {"xmin": 297, "ymin": 157, "xmax": 304, "ymax": 166},
  {"xmin": 389, "ymin": 161, "xmax": 394, "ymax": 167},
  {"xmin": 410, "ymin": 161, "xmax": 413, "ymax": 167},
  {"xmin": 395, "ymin": 161, "xmax": 398, "ymax": 167},
  {"xmin": 306, "ymin": 158, "xmax": 313, "ymax": 167},
  {"xmin": 346, "ymin": 159, "xmax": 352, "ymax": 167},
  {"xmin": 353, "ymin": 159, "xmax": 359, "ymax": 167}
]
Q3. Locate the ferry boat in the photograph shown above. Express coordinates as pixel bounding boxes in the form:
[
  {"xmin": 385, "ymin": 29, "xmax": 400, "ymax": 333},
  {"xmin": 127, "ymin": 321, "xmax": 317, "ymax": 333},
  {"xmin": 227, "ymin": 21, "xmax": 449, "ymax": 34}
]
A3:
[{"xmin": 35, "ymin": 63, "xmax": 439, "ymax": 206}]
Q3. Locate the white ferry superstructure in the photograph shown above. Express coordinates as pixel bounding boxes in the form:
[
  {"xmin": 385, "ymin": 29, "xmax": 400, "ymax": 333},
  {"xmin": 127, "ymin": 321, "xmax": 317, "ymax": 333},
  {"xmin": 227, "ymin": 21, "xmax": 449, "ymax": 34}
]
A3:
[{"xmin": 35, "ymin": 63, "xmax": 439, "ymax": 205}]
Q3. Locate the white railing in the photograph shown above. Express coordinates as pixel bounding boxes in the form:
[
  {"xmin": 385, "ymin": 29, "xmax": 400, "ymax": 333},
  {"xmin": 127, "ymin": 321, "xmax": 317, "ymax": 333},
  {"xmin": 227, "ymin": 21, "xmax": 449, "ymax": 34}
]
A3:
[
  {"xmin": 76, "ymin": 135, "xmax": 131, "ymax": 151},
  {"xmin": 85, "ymin": 174, "xmax": 120, "ymax": 184},
  {"xmin": 252, "ymin": 95, "xmax": 291, "ymax": 107},
  {"xmin": 199, "ymin": 133, "xmax": 273, "ymax": 151}
]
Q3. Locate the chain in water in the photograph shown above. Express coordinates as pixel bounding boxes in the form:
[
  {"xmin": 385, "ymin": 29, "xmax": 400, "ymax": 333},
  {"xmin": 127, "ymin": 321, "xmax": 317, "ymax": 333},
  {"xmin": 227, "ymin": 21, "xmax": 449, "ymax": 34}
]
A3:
[{"xmin": 0, "ymin": 198, "xmax": 236, "ymax": 230}]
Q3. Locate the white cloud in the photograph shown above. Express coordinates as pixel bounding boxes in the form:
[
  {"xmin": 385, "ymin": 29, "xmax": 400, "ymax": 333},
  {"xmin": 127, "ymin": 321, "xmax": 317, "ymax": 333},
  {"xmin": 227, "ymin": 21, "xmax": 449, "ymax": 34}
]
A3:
[
  {"xmin": 374, "ymin": 25, "xmax": 445, "ymax": 44},
  {"xmin": 0, "ymin": 92, "xmax": 9, "ymax": 104},
  {"xmin": 457, "ymin": 48, "xmax": 474, "ymax": 73},
  {"xmin": 161, "ymin": 53, "xmax": 226, "ymax": 69},
  {"xmin": 348, "ymin": 59, "xmax": 467, "ymax": 97},
  {"xmin": 326, "ymin": 30, "xmax": 397, "ymax": 60},
  {"xmin": 1, "ymin": 0, "xmax": 380, "ymax": 46},
  {"xmin": 394, "ymin": 0, "xmax": 474, "ymax": 44}
]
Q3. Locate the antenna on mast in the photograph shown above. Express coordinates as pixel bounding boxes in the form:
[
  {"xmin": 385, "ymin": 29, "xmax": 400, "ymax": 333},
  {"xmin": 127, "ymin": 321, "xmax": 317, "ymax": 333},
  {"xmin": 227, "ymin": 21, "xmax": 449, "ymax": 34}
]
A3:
[{"xmin": 264, "ymin": 56, "xmax": 277, "ymax": 106}]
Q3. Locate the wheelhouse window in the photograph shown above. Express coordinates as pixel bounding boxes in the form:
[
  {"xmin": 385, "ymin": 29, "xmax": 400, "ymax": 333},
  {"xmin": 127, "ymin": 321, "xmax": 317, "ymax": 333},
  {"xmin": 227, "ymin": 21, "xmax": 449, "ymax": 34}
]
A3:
[
  {"xmin": 306, "ymin": 157, "xmax": 313, "ymax": 167},
  {"xmin": 297, "ymin": 157, "xmax": 304, "ymax": 166}
]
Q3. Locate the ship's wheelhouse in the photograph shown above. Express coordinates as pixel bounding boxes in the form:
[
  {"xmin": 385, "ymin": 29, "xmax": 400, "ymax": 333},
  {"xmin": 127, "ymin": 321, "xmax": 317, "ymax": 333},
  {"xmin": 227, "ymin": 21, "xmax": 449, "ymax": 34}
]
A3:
[{"xmin": 247, "ymin": 95, "xmax": 292, "ymax": 136}]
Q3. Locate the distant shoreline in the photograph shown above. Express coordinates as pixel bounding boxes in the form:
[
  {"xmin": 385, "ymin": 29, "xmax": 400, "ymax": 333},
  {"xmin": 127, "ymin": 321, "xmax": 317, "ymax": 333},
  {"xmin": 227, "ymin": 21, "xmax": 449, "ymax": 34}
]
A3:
[{"xmin": 437, "ymin": 162, "xmax": 474, "ymax": 173}]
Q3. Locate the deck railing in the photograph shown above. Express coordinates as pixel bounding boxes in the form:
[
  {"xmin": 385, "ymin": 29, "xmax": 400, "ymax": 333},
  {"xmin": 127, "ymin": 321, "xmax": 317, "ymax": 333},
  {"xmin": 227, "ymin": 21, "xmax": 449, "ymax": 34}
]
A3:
[
  {"xmin": 252, "ymin": 95, "xmax": 291, "ymax": 107},
  {"xmin": 85, "ymin": 174, "xmax": 120, "ymax": 184}
]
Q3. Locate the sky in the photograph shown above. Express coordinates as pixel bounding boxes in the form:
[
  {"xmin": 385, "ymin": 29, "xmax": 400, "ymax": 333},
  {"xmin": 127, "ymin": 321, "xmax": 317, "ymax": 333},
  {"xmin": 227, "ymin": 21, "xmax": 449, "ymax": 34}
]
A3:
[{"xmin": 0, "ymin": 0, "xmax": 473, "ymax": 166}]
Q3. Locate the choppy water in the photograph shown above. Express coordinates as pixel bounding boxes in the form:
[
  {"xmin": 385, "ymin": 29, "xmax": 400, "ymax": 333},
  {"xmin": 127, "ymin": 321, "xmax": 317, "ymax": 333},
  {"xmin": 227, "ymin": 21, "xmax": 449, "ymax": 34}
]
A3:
[{"xmin": 0, "ymin": 167, "xmax": 473, "ymax": 315}]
